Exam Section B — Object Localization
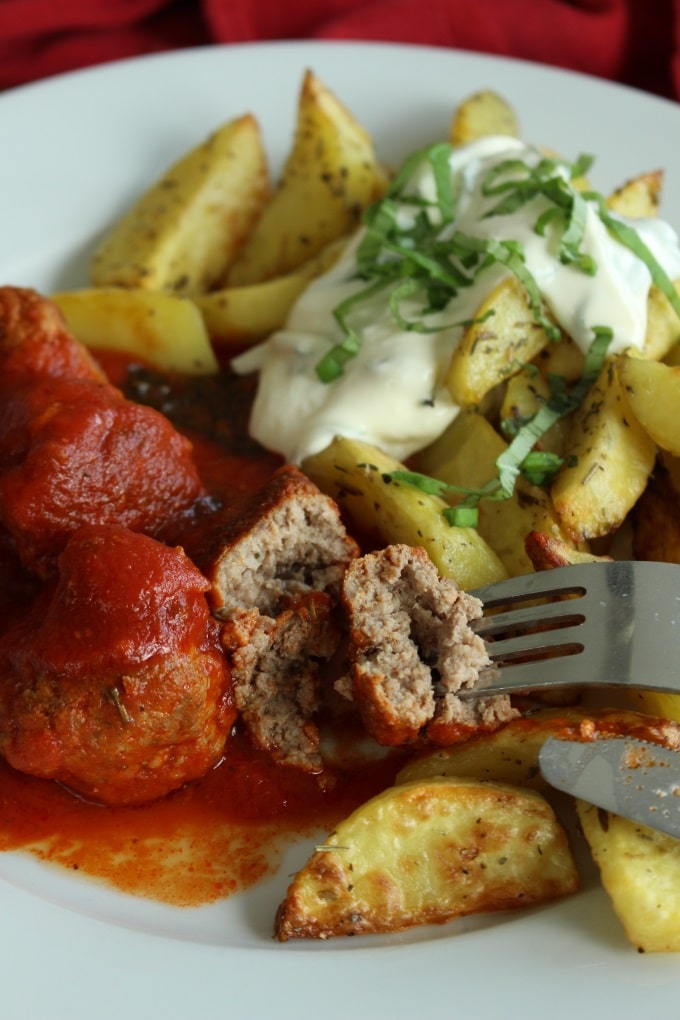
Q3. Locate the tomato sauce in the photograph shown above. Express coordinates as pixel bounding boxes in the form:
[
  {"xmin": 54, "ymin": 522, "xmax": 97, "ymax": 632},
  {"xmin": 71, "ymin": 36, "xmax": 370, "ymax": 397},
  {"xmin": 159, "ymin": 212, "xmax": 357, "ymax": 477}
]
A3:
[
  {"xmin": 0, "ymin": 729, "xmax": 400, "ymax": 907},
  {"xmin": 0, "ymin": 354, "xmax": 403, "ymax": 908}
]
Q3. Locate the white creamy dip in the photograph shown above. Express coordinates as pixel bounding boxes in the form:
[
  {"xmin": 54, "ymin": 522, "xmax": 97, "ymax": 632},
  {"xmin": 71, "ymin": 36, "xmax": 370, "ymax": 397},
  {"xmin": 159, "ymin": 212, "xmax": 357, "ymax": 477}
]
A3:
[{"xmin": 234, "ymin": 136, "xmax": 680, "ymax": 464}]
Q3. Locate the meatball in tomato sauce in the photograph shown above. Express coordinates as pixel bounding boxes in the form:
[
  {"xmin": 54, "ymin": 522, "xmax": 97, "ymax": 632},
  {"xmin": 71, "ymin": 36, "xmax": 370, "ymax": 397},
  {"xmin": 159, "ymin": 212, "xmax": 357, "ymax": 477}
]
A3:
[
  {"xmin": 0, "ymin": 524, "xmax": 236, "ymax": 805},
  {"xmin": 0, "ymin": 286, "xmax": 205, "ymax": 578},
  {"xmin": 0, "ymin": 285, "xmax": 105, "ymax": 383},
  {"xmin": 0, "ymin": 374, "xmax": 205, "ymax": 578}
]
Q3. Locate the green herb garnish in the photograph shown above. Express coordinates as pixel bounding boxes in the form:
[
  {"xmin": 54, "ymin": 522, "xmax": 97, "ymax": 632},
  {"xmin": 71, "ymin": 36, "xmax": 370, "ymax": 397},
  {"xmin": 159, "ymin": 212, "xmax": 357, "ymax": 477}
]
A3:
[
  {"xmin": 586, "ymin": 193, "xmax": 680, "ymax": 321},
  {"xmin": 314, "ymin": 142, "xmax": 679, "ymax": 384}
]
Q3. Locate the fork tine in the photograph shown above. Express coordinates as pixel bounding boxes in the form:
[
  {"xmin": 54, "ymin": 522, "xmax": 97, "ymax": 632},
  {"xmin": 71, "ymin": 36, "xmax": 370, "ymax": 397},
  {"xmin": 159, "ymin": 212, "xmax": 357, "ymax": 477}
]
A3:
[
  {"xmin": 481, "ymin": 621, "xmax": 586, "ymax": 661},
  {"xmin": 472, "ymin": 598, "xmax": 586, "ymax": 638},
  {"xmin": 459, "ymin": 651, "xmax": 585, "ymax": 699},
  {"xmin": 471, "ymin": 566, "xmax": 587, "ymax": 608}
]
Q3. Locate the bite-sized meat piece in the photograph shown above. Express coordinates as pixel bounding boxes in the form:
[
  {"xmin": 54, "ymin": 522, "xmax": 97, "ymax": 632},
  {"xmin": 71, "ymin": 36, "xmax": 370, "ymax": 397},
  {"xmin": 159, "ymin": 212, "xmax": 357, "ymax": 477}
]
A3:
[
  {"xmin": 207, "ymin": 464, "xmax": 359, "ymax": 618},
  {"xmin": 209, "ymin": 465, "xmax": 357, "ymax": 773},
  {"xmin": 0, "ymin": 523, "xmax": 236, "ymax": 805},
  {"xmin": 221, "ymin": 591, "xmax": 339, "ymax": 772},
  {"xmin": 0, "ymin": 286, "xmax": 105, "ymax": 382},
  {"xmin": 0, "ymin": 374, "xmax": 205, "ymax": 578},
  {"xmin": 339, "ymin": 544, "xmax": 517, "ymax": 746}
]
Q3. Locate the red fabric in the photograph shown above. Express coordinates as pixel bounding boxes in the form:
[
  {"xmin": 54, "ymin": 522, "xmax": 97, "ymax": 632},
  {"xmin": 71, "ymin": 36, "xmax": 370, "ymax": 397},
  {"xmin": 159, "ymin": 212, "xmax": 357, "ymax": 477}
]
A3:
[{"xmin": 0, "ymin": 0, "xmax": 677, "ymax": 100}]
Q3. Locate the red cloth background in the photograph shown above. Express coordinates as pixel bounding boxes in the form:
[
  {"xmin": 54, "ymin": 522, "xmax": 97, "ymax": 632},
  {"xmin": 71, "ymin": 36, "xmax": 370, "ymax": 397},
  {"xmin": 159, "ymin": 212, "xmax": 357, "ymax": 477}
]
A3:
[{"xmin": 0, "ymin": 0, "xmax": 678, "ymax": 100}]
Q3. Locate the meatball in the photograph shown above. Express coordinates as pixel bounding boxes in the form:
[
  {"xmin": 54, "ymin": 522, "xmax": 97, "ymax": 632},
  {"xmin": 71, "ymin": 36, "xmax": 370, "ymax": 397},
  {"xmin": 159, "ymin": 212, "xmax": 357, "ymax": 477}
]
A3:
[
  {"xmin": 0, "ymin": 523, "xmax": 236, "ymax": 805},
  {"xmin": 0, "ymin": 374, "xmax": 205, "ymax": 578},
  {"xmin": 0, "ymin": 285, "xmax": 105, "ymax": 382}
]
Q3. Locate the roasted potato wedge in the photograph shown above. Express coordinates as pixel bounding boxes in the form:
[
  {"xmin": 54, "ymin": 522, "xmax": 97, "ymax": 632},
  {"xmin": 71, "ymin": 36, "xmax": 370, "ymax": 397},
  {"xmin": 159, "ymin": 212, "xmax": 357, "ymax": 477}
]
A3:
[
  {"xmin": 227, "ymin": 71, "xmax": 388, "ymax": 285},
  {"xmin": 302, "ymin": 435, "xmax": 507, "ymax": 589},
  {"xmin": 52, "ymin": 287, "xmax": 218, "ymax": 374},
  {"xmin": 446, "ymin": 277, "xmax": 556, "ymax": 407},
  {"xmin": 524, "ymin": 530, "xmax": 611, "ymax": 571},
  {"xmin": 619, "ymin": 354, "xmax": 680, "ymax": 456},
  {"xmin": 628, "ymin": 690, "xmax": 680, "ymax": 724},
  {"xmin": 577, "ymin": 801, "xmax": 680, "ymax": 953},
  {"xmin": 644, "ymin": 282, "xmax": 680, "ymax": 361},
  {"xmin": 450, "ymin": 89, "xmax": 519, "ymax": 146},
  {"xmin": 551, "ymin": 359, "xmax": 656, "ymax": 542},
  {"xmin": 606, "ymin": 170, "xmax": 663, "ymax": 219},
  {"xmin": 275, "ymin": 776, "xmax": 578, "ymax": 940},
  {"xmin": 395, "ymin": 708, "xmax": 672, "ymax": 788},
  {"xmin": 395, "ymin": 707, "xmax": 593, "ymax": 789},
  {"xmin": 194, "ymin": 239, "xmax": 344, "ymax": 347},
  {"xmin": 413, "ymin": 410, "xmax": 576, "ymax": 577},
  {"xmin": 499, "ymin": 368, "xmax": 570, "ymax": 458},
  {"xmin": 90, "ymin": 115, "xmax": 271, "ymax": 295},
  {"xmin": 532, "ymin": 333, "xmax": 585, "ymax": 385}
]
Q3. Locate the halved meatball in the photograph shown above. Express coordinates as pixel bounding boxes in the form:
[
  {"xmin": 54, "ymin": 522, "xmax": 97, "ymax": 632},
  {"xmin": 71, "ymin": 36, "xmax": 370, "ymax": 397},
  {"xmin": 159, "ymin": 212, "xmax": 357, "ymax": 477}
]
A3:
[{"xmin": 340, "ymin": 544, "xmax": 517, "ymax": 746}]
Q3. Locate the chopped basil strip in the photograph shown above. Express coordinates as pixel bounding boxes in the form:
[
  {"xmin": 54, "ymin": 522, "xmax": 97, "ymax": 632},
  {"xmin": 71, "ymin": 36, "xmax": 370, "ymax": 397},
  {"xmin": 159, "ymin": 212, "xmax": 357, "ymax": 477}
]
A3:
[
  {"xmin": 444, "ymin": 505, "xmax": 480, "ymax": 528},
  {"xmin": 587, "ymin": 193, "xmax": 680, "ymax": 321}
]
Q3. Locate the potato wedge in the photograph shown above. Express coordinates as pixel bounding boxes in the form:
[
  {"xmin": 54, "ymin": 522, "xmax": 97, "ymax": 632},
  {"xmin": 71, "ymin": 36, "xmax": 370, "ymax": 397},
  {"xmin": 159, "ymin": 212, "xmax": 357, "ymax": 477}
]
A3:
[
  {"xmin": 302, "ymin": 436, "xmax": 507, "ymax": 590},
  {"xmin": 450, "ymin": 89, "xmax": 519, "ymax": 146},
  {"xmin": 413, "ymin": 410, "xmax": 575, "ymax": 577},
  {"xmin": 395, "ymin": 707, "xmax": 671, "ymax": 788},
  {"xmin": 227, "ymin": 71, "xmax": 388, "ymax": 285},
  {"xmin": 446, "ymin": 277, "xmax": 555, "ymax": 407},
  {"xmin": 90, "ymin": 115, "xmax": 271, "ymax": 295},
  {"xmin": 628, "ymin": 690, "xmax": 680, "ymax": 724},
  {"xmin": 619, "ymin": 354, "xmax": 680, "ymax": 456},
  {"xmin": 395, "ymin": 707, "xmax": 593, "ymax": 789},
  {"xmin": 606, "ymin": 170, "xmax": 663, "ymax": 219},
  {"xmin": 52, "ymin": 287, "xmax": 218, "ymax": 375},
  {"xmin": 644, "ymin": 283, "xmax": 680, "ymax": 361},
  {"xmin": 275, "ymin": 776, "xmax": 578, "ymax": 940},
  {"xmin": 499, "ymin": 368, "xmax": 570, "ymax": 458},
  {"xmin": 577, "ymin": 801, "xmax": 680, "ymax": 953},
  {"xmin": 524, "ymin": 530, "xmax": 611, "ymax": 571},
  {"xmin": 551, "ymin": 359, "xmax": 656, "ymax": 542},
  {"xmin": 532, "ymin": 333, "xmax": 585, "ymax": 385},
  {"xmin": 194, "ymin": 239, "xmax": 345, "ymax": 347}
]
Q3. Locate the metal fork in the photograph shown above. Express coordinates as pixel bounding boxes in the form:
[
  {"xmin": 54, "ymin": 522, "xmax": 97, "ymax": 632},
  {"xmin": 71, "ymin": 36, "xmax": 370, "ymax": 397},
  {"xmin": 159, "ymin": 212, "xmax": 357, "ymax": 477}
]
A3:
[{"xmin": 461, "ymin": 561, "xmax": 680, "ymax": 699}]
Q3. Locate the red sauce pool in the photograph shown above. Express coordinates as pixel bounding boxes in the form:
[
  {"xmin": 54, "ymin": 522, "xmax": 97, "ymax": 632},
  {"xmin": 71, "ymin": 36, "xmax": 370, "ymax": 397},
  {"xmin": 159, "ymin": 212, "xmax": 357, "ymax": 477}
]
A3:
[
  {"xmin": 0, "ymin": 354, "xmax": 404, "ymax": 909},
  {"xmin": 0, "ymin": 729, "xmax": 401, "ymax": 907}
]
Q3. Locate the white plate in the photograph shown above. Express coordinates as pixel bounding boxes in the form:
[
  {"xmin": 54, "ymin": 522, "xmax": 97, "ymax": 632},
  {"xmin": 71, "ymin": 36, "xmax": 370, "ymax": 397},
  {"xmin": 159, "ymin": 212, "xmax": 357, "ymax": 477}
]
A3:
[{"xmin": 1, "ymin": 41, "xmax": 679, "ymax": 1020}]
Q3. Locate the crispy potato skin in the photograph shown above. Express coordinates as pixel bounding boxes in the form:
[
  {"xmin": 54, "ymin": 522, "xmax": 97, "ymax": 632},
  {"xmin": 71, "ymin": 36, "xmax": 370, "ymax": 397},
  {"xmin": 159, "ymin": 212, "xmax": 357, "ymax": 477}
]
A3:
[{"xmin": 275, "ymin": 776, "xmax": 578, "ymax": 940}]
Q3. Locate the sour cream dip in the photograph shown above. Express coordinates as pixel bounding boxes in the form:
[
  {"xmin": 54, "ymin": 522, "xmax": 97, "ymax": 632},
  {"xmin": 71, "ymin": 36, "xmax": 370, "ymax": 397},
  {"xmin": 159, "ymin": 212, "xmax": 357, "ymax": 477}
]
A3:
[{"xmin": 234, "ymin": 136, "xmax": 680, "ymax": 464}]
